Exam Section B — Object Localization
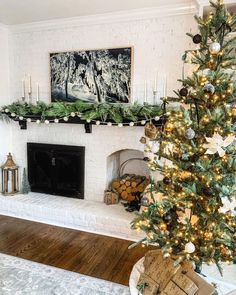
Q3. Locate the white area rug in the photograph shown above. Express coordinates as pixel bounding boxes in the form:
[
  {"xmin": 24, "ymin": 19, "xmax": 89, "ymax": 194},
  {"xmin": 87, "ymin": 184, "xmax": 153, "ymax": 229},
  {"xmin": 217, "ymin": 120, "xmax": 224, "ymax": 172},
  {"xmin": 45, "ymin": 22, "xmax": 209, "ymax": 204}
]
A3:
[
  {"xmin": 0, "ymin": 253, "xmax": 130, "ymax": 295},
  {"xmin": 0, "ymin": 193, "xmax": 144, "ymax": 241}
]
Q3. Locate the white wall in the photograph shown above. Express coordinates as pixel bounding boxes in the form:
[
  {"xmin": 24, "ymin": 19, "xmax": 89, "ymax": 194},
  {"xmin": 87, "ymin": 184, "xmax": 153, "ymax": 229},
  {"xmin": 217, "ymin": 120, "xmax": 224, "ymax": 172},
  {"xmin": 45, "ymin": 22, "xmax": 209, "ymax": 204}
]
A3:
[
  {"xmin": 1, "ymin": 9, "xmax": 198, "ymax": 201},
  {"xmin": 0, "ymin": 25, "xmax": 9, "ymax": 104},
  {"xmin": 8, "ymin": 12, "xmax": 197, "ymax": 103},
  {"xmin": 0, "ymin": 24, "xmax": 11, "ymax": 178}
]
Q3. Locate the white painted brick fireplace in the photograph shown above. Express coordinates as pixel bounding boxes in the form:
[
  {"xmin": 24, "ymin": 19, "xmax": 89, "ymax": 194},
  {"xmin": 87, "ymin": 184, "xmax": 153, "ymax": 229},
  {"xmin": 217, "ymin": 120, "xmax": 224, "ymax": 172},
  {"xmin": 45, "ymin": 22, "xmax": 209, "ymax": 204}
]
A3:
[
  {"xmin": 0, "ymin": 122, "xmax": 149, "ymax": 240},
  {"xmin": 2, "ymin": 6, "xmax": 197, "ymax": 197},
  {"xmin": 11, "ymin": 122, "xmax": 145, "ymax": 201},
  {"xmin": 0, "ymin": 2, "xmax": 198, "ymax": 238}
]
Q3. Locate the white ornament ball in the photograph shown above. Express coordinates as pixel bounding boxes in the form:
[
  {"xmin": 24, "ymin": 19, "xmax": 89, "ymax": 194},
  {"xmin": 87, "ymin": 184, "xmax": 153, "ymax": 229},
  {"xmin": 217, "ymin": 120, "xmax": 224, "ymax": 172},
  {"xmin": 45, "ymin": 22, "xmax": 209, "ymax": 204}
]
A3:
[
  {"xmin": 185, "ymin": 242, "xmax": 195, "ymax": 253},
  {"xmin": 202, "ymin": 68, "xmax": 212, "ymax": 76},
  {"xmin": 11, "ymin": 113, "xmax": 16, "ymax": 117},
  {"xmin": 19, "ymin": 116, "xmax": 24, "ymax": 121},
  {"xmin": 63, "ymin": 117, "xmax": 68, "ymax": 122},
  {"xmin": 45, "ymin": 120, "xmax": 49, "ymax": 124},
  {"xmin": 203, "ymin": 83, "xmax": 215, "ymax": 94},
  {"xmin": 70, "ymin": 112, "xmax": 75, "ymax": 117},
  {"xmin": 4, "ymin": 108, "xmax": 9, "ymax": 113},
  {"xmin": 141, "ymin": 120, "xmax": 146, "ymax": 125},
  {"xmin": 209, "ymin": 42, "xmax": 221, "ymax": 55},
  {"xmin": 86, "ymin": 119, "xmax": 91, "ymax": 123},
  {"xmin": 151, "ymin": 142, "xmax": 160, "ymax": 154},
  {"xmin": 96, "ymin": 120, "xmax": 101, "ymax": 125},
  {"xmin": 163, "ymin": 253, "xmax": 171, "ymax": 258},
  {"xmin": 118, "ymin": 123, "xmax": 123, "ymax": 127},
  {"xmin": 36, "ymin": 120, "xmax": 40, "ymax": 124},
  {"xmin": 27, "ymin": 118, "xmax": 31, "ymax": 123},
  {"xmin": 154, "ymin": 116, "xmax": 160, "ymax": 121},
  {"xmin": 54, "ymin": 119, "xmax": 59, "ymax": 123},
  {"xmin": 107, "ymin": 122, "xmax": 112, "ymax": 127},
  {"xmin": 129, "ymin": 122, "xmax": 134, "ymax": 127},
  {"xmin": 185, "ymin": 128, "xmax": 196, "ymax": 140}
]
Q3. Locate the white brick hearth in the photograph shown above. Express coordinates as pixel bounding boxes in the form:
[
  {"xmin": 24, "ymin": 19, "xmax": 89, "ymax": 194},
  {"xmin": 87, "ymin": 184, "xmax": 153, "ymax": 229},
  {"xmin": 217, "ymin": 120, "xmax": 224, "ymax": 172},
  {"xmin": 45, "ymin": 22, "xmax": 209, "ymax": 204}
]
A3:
[{"xmin": 0, "ymin": 192, "xmax": 144, "ymax": 241}]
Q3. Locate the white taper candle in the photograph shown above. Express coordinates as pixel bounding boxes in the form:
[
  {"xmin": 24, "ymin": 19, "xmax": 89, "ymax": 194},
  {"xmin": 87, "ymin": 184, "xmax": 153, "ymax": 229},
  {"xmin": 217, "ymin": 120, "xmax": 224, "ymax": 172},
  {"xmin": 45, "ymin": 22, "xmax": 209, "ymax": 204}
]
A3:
[
  {"xmin": 28, "ymin": 75, "xmax": 32, "ymax": 93},
  {"xmin": 36, "ymin": 83, "xmax": 39, "ymax": 103},
  {"xmin": 163, "ymin": 75, "xmax": 167, "ymax": 97},
  {"xmin": 154, "ymin": 73, "xmax": 158, "ymax": 92},
  {"xmin": 144, "ymin": 80, "xmax": 147, "ymax": 103},
  {"xmin": 22, "ymin": 80, "xmax": 25, "ymax": 99}
]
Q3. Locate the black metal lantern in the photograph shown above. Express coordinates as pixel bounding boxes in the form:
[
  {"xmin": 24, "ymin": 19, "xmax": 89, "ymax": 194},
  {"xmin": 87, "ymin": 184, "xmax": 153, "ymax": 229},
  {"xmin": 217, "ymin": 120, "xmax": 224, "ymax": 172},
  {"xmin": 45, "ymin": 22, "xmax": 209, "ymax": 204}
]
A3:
[{"xmin": 1, "ymin": 153, "xmax": 19, "ymax": 195}]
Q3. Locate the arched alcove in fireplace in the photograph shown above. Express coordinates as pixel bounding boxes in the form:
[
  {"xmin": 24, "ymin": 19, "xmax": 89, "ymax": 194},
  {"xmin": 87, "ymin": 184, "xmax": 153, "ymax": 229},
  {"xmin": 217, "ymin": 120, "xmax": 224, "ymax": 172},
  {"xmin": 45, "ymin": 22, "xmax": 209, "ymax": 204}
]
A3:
[{"xmin": 106, "ymin": 149, "xmax": 149, "ymax": 189}]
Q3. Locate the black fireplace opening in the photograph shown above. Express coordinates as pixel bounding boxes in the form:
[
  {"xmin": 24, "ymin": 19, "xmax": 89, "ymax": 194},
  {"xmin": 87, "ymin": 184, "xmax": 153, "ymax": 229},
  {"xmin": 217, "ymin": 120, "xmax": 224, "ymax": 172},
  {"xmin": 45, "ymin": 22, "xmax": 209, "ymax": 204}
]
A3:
[{"xmin": 27, "ymin": 143, "xmax": 85, "ymax": 199}]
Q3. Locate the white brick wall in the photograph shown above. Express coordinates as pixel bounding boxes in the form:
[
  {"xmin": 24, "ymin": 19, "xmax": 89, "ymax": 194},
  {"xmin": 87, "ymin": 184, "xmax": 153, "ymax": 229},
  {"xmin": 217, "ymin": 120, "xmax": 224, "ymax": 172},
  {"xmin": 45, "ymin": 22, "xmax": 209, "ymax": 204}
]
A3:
[
  {"xmin": 0, "ymin": 25, "xmax": 11, "ymax": 171},
  {"xmin": 0, "ymin": 11, "xmax": 198, "ymax": 200},
  {"xmin": 8, "ymin": 14, "xmax": 197, "ymax": 102}
]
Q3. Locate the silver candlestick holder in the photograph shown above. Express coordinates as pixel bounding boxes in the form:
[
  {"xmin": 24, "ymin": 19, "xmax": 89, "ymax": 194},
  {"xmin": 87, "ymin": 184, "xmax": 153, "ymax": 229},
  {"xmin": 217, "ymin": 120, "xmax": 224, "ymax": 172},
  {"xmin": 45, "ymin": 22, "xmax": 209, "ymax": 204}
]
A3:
[{"xmin": 28, "ymin": 91, "xmax": 32, "ymax": 104}]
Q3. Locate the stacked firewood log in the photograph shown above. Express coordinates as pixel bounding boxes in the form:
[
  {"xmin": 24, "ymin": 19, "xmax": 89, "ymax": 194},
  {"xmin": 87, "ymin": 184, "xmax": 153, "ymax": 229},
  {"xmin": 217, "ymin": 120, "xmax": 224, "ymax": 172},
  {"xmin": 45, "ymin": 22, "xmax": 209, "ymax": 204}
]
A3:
[{"xmin": 111, "ymin": 174, "xmax": 149, "ymax": 202}]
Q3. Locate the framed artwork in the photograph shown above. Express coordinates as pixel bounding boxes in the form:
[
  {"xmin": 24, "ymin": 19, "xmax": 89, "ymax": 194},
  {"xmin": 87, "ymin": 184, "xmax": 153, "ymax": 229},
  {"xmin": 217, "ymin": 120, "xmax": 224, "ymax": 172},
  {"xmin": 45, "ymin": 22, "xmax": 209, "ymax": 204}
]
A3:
[{"xmin": 50, "ymin": 47, "xmax": 133, "ymax": 103}]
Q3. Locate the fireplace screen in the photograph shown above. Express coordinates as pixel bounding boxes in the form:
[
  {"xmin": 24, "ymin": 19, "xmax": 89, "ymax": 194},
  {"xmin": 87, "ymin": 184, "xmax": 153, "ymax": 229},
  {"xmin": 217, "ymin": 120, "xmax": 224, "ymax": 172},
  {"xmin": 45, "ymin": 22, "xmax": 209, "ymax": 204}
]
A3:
[{"xmin": 27, "ymin": 143, "xmax": 85, "ymax": 198}]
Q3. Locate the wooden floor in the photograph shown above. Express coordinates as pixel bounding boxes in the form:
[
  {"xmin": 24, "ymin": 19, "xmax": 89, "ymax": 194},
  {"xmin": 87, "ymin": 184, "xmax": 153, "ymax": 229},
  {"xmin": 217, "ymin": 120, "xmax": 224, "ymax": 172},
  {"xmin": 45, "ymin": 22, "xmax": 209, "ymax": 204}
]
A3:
[{"xmin": 0, "ymin": 215, "xmax": 150, "ymax": 286}]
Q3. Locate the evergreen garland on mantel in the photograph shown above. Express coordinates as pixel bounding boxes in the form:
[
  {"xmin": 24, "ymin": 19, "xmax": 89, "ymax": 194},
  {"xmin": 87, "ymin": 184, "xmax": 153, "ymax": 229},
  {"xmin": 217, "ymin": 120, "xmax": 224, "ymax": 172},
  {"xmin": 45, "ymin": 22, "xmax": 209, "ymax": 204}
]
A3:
[{"xmin": 0, "ymin": 100, "xmax": 164, "ymax": 126}]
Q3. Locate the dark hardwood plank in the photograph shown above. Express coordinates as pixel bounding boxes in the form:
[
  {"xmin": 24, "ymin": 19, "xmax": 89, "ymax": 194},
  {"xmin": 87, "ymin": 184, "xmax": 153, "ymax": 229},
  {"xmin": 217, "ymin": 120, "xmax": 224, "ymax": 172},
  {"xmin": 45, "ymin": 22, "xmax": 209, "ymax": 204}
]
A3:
[{"xmin": 0, "ymin": 215, "xmax": 151, "ymax": 286}]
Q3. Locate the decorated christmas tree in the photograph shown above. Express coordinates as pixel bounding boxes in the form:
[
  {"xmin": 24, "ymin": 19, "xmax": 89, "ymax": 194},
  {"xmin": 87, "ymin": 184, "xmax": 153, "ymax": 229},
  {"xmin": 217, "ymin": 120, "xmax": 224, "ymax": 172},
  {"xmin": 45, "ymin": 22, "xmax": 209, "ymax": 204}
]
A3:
[{"xmin": 132, "ymin": 0, "xmax": 236, "ymax": 273}]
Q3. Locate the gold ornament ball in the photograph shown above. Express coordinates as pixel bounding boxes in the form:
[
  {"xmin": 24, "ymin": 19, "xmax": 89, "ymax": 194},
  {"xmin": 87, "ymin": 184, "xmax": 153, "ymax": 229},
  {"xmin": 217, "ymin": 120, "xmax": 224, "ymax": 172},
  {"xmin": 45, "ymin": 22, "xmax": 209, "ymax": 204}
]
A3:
[
  {"xmin": 231, "ymin": 108, "xmax": 236, "ymax": 117},
  {"xmin": 205, "ymin": 231, "xmax": 213, "ymax": 240},
  {"xmin": 180, "ymin": 171, "xmax": 191, "ymax": 179},
  {"xmin": 165, "ymin": 122, "xmax": 174, "ymax": 132},
  {"xmin": 159, "ymin": 222, "xmax": 167, "ymax": 231},
  {"xmin": 221, "ymin": 248, "xmax": 232, "ymax": 256}
]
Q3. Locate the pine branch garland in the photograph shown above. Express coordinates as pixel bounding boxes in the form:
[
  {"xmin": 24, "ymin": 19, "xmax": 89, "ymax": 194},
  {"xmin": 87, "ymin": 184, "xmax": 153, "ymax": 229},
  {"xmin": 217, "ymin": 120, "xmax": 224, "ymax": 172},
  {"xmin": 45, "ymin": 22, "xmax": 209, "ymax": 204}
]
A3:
[{"xmin": 0, "ymin": 101, "xmax": 163, "ymax": 124}]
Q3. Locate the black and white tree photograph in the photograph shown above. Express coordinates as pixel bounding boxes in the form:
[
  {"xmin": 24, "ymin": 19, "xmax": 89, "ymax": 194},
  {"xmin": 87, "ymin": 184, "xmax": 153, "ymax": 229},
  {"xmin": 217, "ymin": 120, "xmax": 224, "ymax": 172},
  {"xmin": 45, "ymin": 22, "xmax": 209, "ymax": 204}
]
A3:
[{"xmin": 50, "ymin": 47, "xmax": 132, "ymax": 103}]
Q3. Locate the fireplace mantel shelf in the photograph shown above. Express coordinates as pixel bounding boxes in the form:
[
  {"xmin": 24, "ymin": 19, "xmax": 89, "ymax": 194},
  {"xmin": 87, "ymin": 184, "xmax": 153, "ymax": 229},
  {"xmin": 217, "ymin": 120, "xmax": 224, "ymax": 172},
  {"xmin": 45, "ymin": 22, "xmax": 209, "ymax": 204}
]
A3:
[{"xmin": 6, "ymin": 114, "xmax": 164, "ymax": 133}]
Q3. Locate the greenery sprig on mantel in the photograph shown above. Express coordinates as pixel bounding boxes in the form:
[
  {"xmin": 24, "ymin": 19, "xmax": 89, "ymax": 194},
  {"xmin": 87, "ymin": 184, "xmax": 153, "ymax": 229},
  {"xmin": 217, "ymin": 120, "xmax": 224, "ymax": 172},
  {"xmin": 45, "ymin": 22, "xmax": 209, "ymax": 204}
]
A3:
[{"xmin": 0, "ymin": 100, "xmax": 164, "ymax": 125}]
